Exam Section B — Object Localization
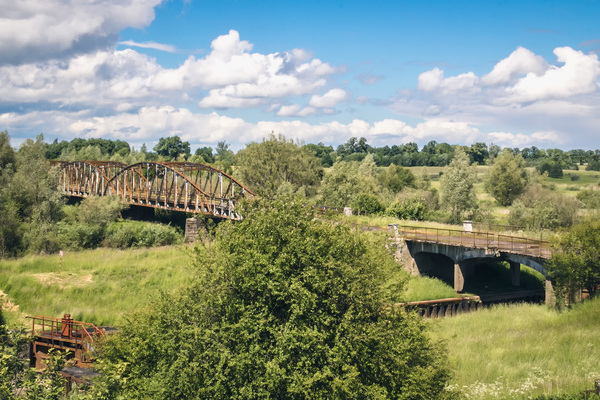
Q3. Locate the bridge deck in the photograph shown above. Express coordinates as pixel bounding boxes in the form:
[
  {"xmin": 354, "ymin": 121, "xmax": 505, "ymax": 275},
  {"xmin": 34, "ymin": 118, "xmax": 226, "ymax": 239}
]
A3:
[{"xmin": 393, "ymin": 225, "xmax": 551, "ymax": 259}]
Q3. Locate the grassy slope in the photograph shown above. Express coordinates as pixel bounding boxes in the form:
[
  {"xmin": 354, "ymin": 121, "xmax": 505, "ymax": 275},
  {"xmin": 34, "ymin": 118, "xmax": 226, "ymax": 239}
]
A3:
[
  {"xmin": 0, "ymin": 246, "xmax": 194, "ymax": 327},
  {"xmin": 430, "ymin": 299, "xmax": 600, "ymax": 399}
]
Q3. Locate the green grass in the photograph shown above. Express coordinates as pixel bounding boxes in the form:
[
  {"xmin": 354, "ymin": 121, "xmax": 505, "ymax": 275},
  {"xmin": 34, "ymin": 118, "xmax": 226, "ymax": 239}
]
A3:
[
  {"xmin": 430, "ymin": 298, "xmax": 600, "ymax": 399},
  {"xmin": 0, "ymin": 246, "xmax": 195, "ymax": 327},
  {"xmin": 403, "ymin": 276, "xmax": 463, "ymax": 301}
]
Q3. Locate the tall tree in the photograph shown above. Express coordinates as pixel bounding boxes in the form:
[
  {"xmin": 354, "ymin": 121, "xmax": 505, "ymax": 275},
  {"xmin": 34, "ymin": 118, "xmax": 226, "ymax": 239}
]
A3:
[
  {"xmin": 93, "ymin": 199, "xmax": 455, "ymax": 399},
  {"xmin": 548, "ymin": 218, "xmax": 600, "ymax": 305},
  {"xmin": 440, "ymin": 148, "xmax": 478, "ymax": 223},
  {"xmin": 485, "ymin": 149, "xmax": 528, "ymax": 206},
  {"xmin": 236, "ymin": 133, "xmax": 323, "ymax": 197},
  {"xmin": 153, "ymin": 136, "xmax": 191, "ymax": 161}
]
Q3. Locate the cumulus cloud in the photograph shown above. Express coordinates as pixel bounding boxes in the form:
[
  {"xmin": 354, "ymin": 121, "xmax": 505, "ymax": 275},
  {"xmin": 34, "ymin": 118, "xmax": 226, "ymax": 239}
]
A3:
[
  {"xmin": 402, "ymin": 46, "xmax": 600, "ymax": 148},
  {"xmin": 309, "ymin": 88, "xmax": 348, "ymax": 108},
  {"xmin": 0, "ymin": 0, "xmax": 163, "ymax": 65},
  {"xmin": 481, "ymin": 46, "xmax": 547, "ymax": 85},
  {"xmin": 504, "ymin": 47, "xmax": 600, "ymax": 103},
  {"xmin": 0, "ymin": 30, "xmax": 342, "ymax": 113},
  {"xmin": 276, "ymin": 104, "xmax": 316, "ymax": 117},
  {"xmin": 418, "ymin": 68, "xmax": 480, "ymax": 95}
]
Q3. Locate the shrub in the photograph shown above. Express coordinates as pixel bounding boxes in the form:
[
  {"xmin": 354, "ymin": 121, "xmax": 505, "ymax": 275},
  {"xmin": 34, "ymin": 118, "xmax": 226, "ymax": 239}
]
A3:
[
  {"xmin": 350, "ymin": 193, "xmax": 385, "ymax": 215},
  {"xmin": 386, "ymin": 198, "xmax": 427, "ymax": 220},
  {"xmin": 103, "ymin": 221, "xmax": 182, "ymax": 248},
  {"xmin": 509, "ymin": 185, "xmax": 579, "ymax": 230},
  {"xmin": 538, "ymin": 161, "xmax": 563, "ymax": 178}
]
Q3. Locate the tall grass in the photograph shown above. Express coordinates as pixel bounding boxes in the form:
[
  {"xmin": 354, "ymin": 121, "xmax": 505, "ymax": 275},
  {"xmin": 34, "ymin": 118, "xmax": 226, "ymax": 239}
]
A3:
[
  {"xmin": 0, "ymin": 246, "xmax": 195, "ymax": 327},
  {"xmin": 431, "ymin": 299, "xmax": 600, "ymax": 399}
]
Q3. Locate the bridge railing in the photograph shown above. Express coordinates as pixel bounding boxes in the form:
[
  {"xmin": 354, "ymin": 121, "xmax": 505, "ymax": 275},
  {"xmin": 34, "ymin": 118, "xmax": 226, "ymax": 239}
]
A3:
[{"xmin": 393, "ymin": 225, "xmax": 551, "ymax": 259}]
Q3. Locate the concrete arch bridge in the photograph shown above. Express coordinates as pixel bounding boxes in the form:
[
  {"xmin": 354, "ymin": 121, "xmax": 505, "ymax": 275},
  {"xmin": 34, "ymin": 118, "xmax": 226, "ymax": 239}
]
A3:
[
  {"xmin": 50, "ymin": 161, "xmax": 255, "ymax": 220},
  {"xmin": 389, "ymin": 224, "xmax": 554, "ymax": 304}
]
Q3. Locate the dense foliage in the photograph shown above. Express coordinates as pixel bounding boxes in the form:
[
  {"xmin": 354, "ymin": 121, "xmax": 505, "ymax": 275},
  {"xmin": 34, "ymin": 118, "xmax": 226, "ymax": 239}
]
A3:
[
  {"xmin": 548, "ymin": 218, "xmax": 600, "ymax": 304},
  {"xmin": 440, "ymin": 148, "xmax": 478, "ymax": 223},
  {"xmin": 509, "ymin": 185, "xmax": 579, "ymax": 230},
  {"xmin": 486, "ymin": 149, "xmax": 528, "ymax": 206},
  {"xmin": 93, "ymin": 200, "xmax": 456, "ymax": 399},
  {"xmin": 236, "ymin": 133, "xmax": 324, "ymax": 197}
]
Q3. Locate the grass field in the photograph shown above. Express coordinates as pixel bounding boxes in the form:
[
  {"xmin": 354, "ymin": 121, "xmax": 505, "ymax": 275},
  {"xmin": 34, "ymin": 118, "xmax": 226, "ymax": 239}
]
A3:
[
  {"xmin": 431, "ymin": 298, "xmax": 600, "ymax": 399},
  {"xmin": 0, "ymin": 246, "xmax": 195, "ymax": 326}
]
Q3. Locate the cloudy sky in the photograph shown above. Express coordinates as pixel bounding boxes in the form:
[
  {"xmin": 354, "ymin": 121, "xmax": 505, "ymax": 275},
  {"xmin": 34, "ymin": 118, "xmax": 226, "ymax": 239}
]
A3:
[{"xmin": 1, "ymin": 0, "xmax": 599, "ymax": 152}]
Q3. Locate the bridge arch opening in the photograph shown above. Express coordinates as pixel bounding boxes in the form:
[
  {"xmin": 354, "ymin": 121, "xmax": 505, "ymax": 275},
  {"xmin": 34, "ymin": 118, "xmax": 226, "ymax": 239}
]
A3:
[{"xmin": 413, "ymin": 252, "xmax": 456, "ymax": 287}]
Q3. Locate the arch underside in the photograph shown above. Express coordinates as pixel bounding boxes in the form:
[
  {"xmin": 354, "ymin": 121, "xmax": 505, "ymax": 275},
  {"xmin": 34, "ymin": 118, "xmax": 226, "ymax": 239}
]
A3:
[{"xmin": 54, "ymin": 161, "xmax": 255, "ymax": 219}]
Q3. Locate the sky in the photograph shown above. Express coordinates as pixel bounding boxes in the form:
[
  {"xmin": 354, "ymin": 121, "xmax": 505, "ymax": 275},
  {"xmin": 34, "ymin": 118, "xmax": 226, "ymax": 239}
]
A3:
[{"xmin": 1, "ymin": 0, "xmax": 600, "ymax": 152}]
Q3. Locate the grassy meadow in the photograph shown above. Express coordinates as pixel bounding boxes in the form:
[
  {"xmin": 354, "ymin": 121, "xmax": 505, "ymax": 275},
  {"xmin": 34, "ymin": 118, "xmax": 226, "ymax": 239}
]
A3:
[
  {"xmin": 431, "ymin": 298, "xmax": 600, "ymax": 399},
  {"xmin": 0, "ymin": 246, "xmax": 195, "ymax": 327}
]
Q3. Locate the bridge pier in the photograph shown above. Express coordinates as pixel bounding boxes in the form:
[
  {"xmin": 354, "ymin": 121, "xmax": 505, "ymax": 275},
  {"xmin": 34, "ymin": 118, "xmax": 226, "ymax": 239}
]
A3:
[
  {"xmin": 510, "ymin": 261, "xmax": 520, "ymax": 287},
  {"xmin": 454, "ymin": 263, "xmax": 464, "ymax": 292},
  {"xmin": 185, "ymin": 218, "xmax": 207, "ymax": 243}
]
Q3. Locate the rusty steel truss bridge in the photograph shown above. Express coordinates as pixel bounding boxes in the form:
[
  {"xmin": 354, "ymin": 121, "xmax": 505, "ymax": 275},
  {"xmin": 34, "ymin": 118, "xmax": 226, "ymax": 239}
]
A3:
[{"xmin": 50, "ymin": 161, "xmax": 255, "ymax": 219}]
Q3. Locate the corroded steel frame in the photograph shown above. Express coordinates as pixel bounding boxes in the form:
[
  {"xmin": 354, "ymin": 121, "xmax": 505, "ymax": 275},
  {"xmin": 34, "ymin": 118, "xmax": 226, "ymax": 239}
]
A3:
[
  {"xmin": 54, "ymin": 160, "xmax": 255, "ymax": 219},
  {"xmin": 54, "ymin": 161, "xmax": 127, "ymax": 197}
]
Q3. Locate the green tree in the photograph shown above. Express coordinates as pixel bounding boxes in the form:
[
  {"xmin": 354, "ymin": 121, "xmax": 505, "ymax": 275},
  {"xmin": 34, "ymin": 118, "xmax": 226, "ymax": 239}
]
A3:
[
  {"xmin": 485, "ymin": 149, "xmax": 528, "ymax": 206},
  {"xmin": 378, "ymin": 164, "xmax": 416, "ymax": 193},
  {"xmin": 236, "ymin": 133, "xmax": 324, "ymax": 197},
  {"xmin": 5, "ymin": 135, "xmax": 64, "ymax": 254},
  {"xmin": 538, "ymin": 160, "xmax": 563, "ymax": 178},
  {"xmin": 93, "ymin": 199, "xmax": 455, "ymax": 399},
  {"xmin": 0, "ymin": 131, "xmax": 16, "ymax": 170},
  {"xmin": 548, "ymin": 218, "xmax": 600, "ymax": 305},
  {"xmin": 193, "ymin": 146, "xmax": 214, "ymax": 164},
  {"xmin": 319, "ymin": 157, "xmax": 379, "ymax": 208},
  {"xmin": 440, "ymin": 148, "xmax": 478, "ymax": 223},
  {"xmin": 153, "ymin": 136, "xmax": 191, "ymax": 161}
]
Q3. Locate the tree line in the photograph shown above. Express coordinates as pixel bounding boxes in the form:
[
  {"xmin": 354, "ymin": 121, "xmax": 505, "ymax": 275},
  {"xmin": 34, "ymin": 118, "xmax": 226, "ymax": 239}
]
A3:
[{"xmin": 2, "ymin": 130, "xmax": 600, "ymax": 258}]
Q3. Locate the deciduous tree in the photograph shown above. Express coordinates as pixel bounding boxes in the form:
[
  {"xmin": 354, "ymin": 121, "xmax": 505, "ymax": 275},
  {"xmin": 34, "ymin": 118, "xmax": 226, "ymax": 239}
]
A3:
[
  {"xmin": 485, "ymin": 149, "xmax": 528, "ymax": 206},
  {"xmin": 440, "ymin": 148, "xmax": 478, "ymax": 223},
  {"xmin": 236, "ymin": 133, "xmax": 323, "ymax": 197}
]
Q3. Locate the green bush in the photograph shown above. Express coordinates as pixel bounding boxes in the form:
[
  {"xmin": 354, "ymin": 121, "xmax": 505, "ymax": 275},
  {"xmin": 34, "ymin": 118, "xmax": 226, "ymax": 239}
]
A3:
[
  {"xmin": 350, "ymin": 193, "xmax": 385, "ymax": 215},
  {"xmin": 577, "ymin": 189, "xmax": 600, "ymax": 209},
  {"xmin": 509, "ymin": 185, "xmax": 579, "ymax": 230},
  {"xmin": 104, "ymin": 221, "xmax": 182, "ymax": 248},
  {"xmin": 386, "ymin": 198, "xmax": 427, "ymax": 220},
  {"xmin": 538, "ymin": 161, "xmax": 564, "ymax": 178}
]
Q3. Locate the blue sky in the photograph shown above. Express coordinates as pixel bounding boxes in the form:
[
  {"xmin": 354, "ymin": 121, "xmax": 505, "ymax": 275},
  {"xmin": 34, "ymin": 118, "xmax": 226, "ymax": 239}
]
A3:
[{"xmin": 1, "ymin": 0, "xmax": 599, "ymax": 152}]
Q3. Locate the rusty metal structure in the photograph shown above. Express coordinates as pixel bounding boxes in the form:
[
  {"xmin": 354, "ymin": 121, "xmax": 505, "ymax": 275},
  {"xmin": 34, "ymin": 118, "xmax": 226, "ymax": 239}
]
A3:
[
  {"xmin": 52, "ymin": 161, "xmax": 255, "ymax": 219},
  {"xmin": 28, "ymin": 314, "xmax": 104, "ymax": 369}
]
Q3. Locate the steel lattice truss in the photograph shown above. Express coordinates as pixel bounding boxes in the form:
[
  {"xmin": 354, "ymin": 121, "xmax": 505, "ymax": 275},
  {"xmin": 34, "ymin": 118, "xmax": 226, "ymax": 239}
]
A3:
[{"xmin": 51, "ymin": 161, "xmax": 255, "ymax": 219}]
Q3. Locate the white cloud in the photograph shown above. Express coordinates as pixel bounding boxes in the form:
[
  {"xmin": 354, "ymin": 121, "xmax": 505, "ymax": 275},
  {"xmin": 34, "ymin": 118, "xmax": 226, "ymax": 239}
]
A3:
[
  {"xmin": 276, "ymin": 104, "xmax": 316, "ymax": 117},
  {"xmin": 0, "ymin": 30, "xmax": 341, "ymax": 112},
  {"xmin": 309, "ymin": 88, "xmax": 348, "ymax": 108},
  {"xmin": 481, "ymin": 46, "xmax": 547, "ymax": 86},
  {"xmin": 418, "ymin": 68, "xmax": 479, "ymax": 95},
  {"xmin": 504, "ymin": 47, "xmax": 600, "ymax": 103},
  {"xmin": 0, "ymin": 0, "xmax": 163, "ymax": 65},
  {"xmin": 119, "ymin": 40, "xmax": 178, "ymax": 53}
]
